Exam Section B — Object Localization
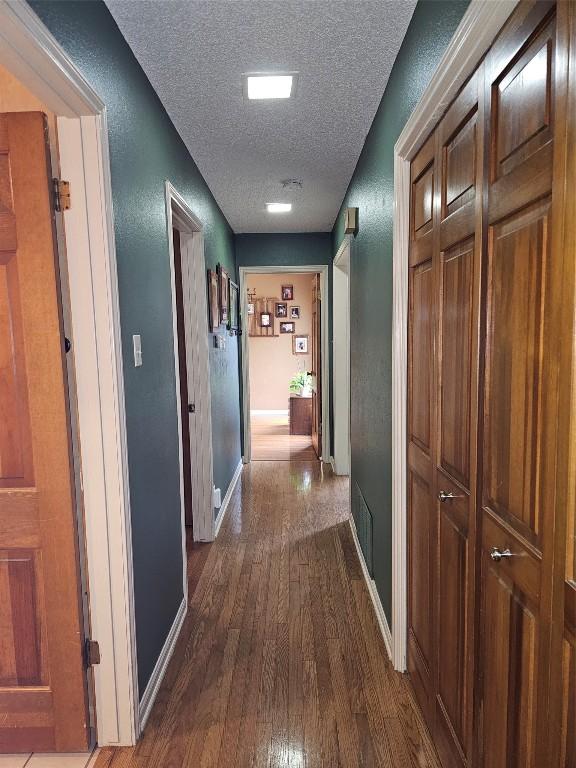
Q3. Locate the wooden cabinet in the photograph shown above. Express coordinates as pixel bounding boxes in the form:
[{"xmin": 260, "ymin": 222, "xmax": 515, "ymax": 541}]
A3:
[
  {"xmin": 407, "ymin": 3, "xmax": 576, "ymax": 767},
  {"xmin": 289, "ymin": 396, "xmax": 312, "ymax": 435}
]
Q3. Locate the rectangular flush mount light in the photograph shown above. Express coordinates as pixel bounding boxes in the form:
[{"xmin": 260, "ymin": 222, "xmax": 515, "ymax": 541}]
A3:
[
  {"xmin": 267, "ymin": 203, "xmax": 292, "ymax": 213},
  {"xmin": 245, "ymin": 74, "xmax": 295, "ymax": 100}
]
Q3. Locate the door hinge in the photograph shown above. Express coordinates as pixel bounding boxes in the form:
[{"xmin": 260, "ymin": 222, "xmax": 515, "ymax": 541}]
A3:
[
  {"xmin": 188, "ymin": 403, "xmax": 196, "ymax": 413},
  {"xmin": 53, "ymin": 178, "xmax": 71, "ymax": 212},
  {"xmin": 84, "ymin": 638, "xmax": 101, "ymax": 667}
]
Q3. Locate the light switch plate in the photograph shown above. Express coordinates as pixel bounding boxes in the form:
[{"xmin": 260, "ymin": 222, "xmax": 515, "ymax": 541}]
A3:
[{"xmin": 133, "ymin": 334, "xmax": 142, "ymax": 367}]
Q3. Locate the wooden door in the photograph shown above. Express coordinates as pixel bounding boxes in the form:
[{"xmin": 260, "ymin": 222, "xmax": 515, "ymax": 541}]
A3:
[
  {"xmin": 311, "ymin": 273, "xmax": 322, "ymax": 457},
  {"xmin": 433, "ymin": 68, "xmax": 484, "ymax": 768},
  {"xmin": 407, "ymin": 133, "xmax": 437, "ymax": 725},
  {"xmin": 478, "ymin": 5, "xmax": 562, "ymax": 766},
  {"xmin": 0, "ymin": 112, "xmax": 89, "ymax": 751},
  {"xmin": 173, "ymin": 227, "xmax": 193, "ymax": 528}
]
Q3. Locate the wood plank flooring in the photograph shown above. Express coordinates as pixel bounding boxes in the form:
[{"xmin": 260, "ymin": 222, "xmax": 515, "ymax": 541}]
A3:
[
  {"xmin": 251, "ymin": 413, "xmax": 317, "ymax": 461},
  {"xmin": 95, "ymin": 461, "xmax": 440, "ymax": 768}
]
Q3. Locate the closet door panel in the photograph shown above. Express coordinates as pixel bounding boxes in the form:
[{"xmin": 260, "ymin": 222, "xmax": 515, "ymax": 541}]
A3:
[
  {"xmin": 407, "ymin": 134, "xmax": 437, "ymax": 725},
  {"xmin": 433, "ymin": 69, "xmax": 484, "ymax": 768}
]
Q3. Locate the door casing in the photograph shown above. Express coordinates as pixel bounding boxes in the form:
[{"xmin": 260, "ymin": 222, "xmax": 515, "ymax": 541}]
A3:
[
  {"xmin": 332, "ymin": 235, "xmax": 351, "ymax": 476},
  {"xmin": 239, "ymin": 264, "xmax": 330, "ymax": 463}
]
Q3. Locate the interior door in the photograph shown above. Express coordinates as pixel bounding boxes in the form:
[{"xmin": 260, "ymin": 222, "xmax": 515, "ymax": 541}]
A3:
[
  {"xmin": 478, "ymin": 6, "xmax": 561, "ymax": 766},
  {"xmin": 173, "ymin": 227, "xmax": 193, "ymax": 528},
  {"xmin": 0, "ymin": 112, "xmax": 89, "ymax": 751},
  {"xmin": 407, "ymin": 133, "xmax": 437, "ymax": 726},
  {"xmin": 310, "ymin": 273, "xmax": 322, "ymax": 457},
  {"xmin": 433, "ymin": 68, "xmax": 484, "ymax": 768}
]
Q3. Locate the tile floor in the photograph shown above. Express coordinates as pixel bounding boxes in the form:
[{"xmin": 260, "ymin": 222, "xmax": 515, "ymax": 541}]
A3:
[{"xmin": 0, "ymin": 751, "xmax": 98, "ymax": 768}]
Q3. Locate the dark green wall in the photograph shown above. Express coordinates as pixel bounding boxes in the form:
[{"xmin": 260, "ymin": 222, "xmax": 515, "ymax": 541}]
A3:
[
  {"xmin": 235, "ymin": 233, "xmax": 333, "ymax": 450},
  {"xmin": 30, "ymin": 0, "xmax": 241, "ymax": 695},
  {"xmin": 332, "ymin": 0, "xmax": 470, "ymax": 625}
]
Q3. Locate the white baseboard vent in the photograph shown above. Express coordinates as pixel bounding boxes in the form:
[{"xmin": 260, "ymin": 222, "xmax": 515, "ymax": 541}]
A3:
[
  {"xmin": 139, "ymin": 597, "xmax": 187, "ymax": 732},
  {"xmin": 214, "ymin": 460, "xmax": 243, "ymax": 538},
  {"xmin": 348, "ymin": 517, "xmax": 393, "ymax": 660}
]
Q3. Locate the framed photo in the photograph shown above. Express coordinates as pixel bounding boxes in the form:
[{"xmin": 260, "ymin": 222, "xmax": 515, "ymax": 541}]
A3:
[
  {"xmin": 281, "ymin": 284, "xmax": 294, "ymax": 301},
  {"xmin": 290, "ymin": 306, "xmax": 300, "ymax": 320},
  {"xmin": 280, "ymin": 321, "xmax": 295, "ymax": 334},
  {"xmin": 208, "ymin": 269, "xmax": 219, "ymax": 331},
  {"xmin": 218, "ymin": 264, "xmax": 229, "ymax": 324},
  {"xmin": 275, "ymin": 301, "xmax": 288, "ymax": 318},
  {"xmin": 293, "ymin": 334, "xmax": 308, "ymax": 354},
  {"xmin": 228, "ymin": 280, "xmax": 239, "ymax": 333},
  {"xmin": 260, "ymin": 312, "xmax": 271, "ymax": 328},
  {"xmin": 247, "ymin": 302, "xmax": 255, "ymax": 315}
]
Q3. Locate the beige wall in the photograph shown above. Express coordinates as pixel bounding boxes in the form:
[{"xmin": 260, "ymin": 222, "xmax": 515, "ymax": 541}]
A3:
[{"xmin": 248, "ymin": 272, "xmax": 314, "ymax": 411}]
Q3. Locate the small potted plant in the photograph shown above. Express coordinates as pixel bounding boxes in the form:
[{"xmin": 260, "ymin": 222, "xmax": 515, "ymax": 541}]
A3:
[{"xmin": 289, "ymin": 371, "xmax": 312, "ymax": 398}]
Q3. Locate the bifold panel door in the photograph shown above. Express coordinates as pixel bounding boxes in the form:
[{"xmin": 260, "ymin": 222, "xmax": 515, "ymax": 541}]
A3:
[
  {"xmin": 0, "ymin": 112, "xmax": 89, "ymax": 751},
  {"xmin": 407, "ymin": 2, "xmax": 575, "ymax": 767}
]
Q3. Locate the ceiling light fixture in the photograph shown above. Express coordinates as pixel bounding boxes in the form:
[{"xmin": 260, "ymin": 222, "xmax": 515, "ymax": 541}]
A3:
[
  {"xmin": 267, "ymin": 203, "xmax": 292, "ymax": 213},
  {"xmin": 244, "ymin": 73, "xmax": 297, "ymax": 100}
]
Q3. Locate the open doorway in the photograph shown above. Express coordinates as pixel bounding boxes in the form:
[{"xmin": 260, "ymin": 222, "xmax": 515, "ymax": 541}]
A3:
[{"xmin": 239, "ymin": 266, "xmax": 329, "ymax": 463}]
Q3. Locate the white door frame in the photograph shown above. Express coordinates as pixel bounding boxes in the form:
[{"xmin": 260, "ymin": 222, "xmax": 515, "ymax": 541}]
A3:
[
  {"xmin": 332, "ymin": 235, "xmax": 351, "ymax": 476},
  {"xmin": 391, "ymin": 0, "xmax": 519, "ymax": 672},
  {"xmin": 239, "ymin": 264, "xmax": 330, "ymax": 463},
  {"xmin": 164, "ymin": 181, "xmax": 215, "ymax": 544},
  {"xmin": 0, "ymin": 0, "xmax": 139, "ymax": 745}
]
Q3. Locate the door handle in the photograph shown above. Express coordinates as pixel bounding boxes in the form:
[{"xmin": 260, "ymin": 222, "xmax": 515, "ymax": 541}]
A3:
[
  {"xmin": 490, "ymin": 547, "xmax": 515, "ymax": 562},
  {"xmin": 438, "ymin": 490, "xmax": 464, "ymax": 502}
]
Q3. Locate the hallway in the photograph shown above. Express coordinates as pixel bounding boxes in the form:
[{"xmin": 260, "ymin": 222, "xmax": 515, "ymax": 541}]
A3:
[{"xmin": 95, "ymin": 461, "xmax": 439, "ymax": 767}]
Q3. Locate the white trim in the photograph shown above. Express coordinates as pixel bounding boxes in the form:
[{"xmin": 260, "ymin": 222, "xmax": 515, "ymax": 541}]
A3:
[
  {"xmin": 391, "ymin": 0, "xmax": 519, "ymax": 673},
  {"xmin": 138, "ymin": 597, "xmax": 187, "ymax": 732},
  {"xmin": 164, "ymin": 181, "xmax": 214, "ymax": 550},
  {"xmin": 214, "ymin": 460, "xmax": 243, "ymax": 538},
  {"xmin": 0, "ymin": 0, "xmax": 138, "ymax": 745},
  {"xmin": 332, "ymin": 235, "xmax": 351, "ymax": 476},
  {"xmin": 239, "ymin": 264, "xmax": 330, "ymax": 463},
  {"xmin": 348, "ymin": 517, "xmax": 392, "ymax": 660}
]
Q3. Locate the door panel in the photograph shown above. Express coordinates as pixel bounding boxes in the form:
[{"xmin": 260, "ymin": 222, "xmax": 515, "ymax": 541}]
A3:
[
  {"xmin": 0, "ymin": 112, "xmax": 88, "ymax": 751},
  {"xmin": 479, "ymin": 6, "xmax": 558, "ymax": 766},
  {"xmin": 407, "ymin": 135, "xmax": 437, "ymax": 724}
]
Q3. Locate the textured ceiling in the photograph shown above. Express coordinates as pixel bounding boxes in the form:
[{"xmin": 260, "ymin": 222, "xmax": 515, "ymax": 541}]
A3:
[{"xmin": 105, "ymin": 0, "xmax": 416, "ymax": 233}]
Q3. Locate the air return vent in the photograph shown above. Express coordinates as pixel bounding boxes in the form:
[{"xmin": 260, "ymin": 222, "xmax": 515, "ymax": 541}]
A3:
[{"xmin": 352, "ymin": 481, "xmax": 373, "ymax": 577}]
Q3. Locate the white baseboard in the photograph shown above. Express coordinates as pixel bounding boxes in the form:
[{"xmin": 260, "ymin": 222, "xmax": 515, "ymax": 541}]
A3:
[
  {"xmin": 348, "ymin": 517, "xmax": 393, "ymax": 661},
  {"xmin": 214, "ymin": 460, "xmax": 243, "ymax": 538},
  {"xmin": 139, "ymin": 597, "xmax": 187, "ymax": 731}
]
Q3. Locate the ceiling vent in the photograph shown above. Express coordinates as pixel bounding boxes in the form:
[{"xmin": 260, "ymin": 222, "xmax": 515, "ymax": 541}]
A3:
[{"xmin": 281, "ymin": 179, "xmax": 303, "ymax": 190}]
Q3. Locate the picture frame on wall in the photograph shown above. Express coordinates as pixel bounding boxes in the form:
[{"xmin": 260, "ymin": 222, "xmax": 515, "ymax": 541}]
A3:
[
  {"xmin": 280, "ymin": 321, "xmax": 295, "ymax": 334},
  {"xmin": 275, "ymin": 302, "xmax": 288, "ymax": 318},
  {"xmin": 218, "ymin": 264, "xmax": 229, "ymax": 324},
  {"xmin": 260, "ymin": 312, "xmax": 271, "ymax": 328},
  {"xmin": 208, "ymin": 269, "xmax": 219, "ymax": 331},
  {"xmin": 290, "ymin": 306, "xmax": 300, "ymax": 319},
  {"xmin": 293, "ymin": 334, "xmax": 308, "ymax": 354},
  {"xmin": 228, "ymin": 280, "xmax": 239, "ymax": 334},
  {"xmin": 247, "ymin": 302, "xmax": 255, "ymax": 315},
  {"xmin": 281, "ymin": 284, "xmax": 294, "ymax": 301}
]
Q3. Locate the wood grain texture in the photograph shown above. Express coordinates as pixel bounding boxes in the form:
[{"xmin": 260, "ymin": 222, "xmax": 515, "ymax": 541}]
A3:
[
  {"xmin": 251, "ymin": 414, "xmax": 317, "ymax": 461},
  {"xmin": 95, "ymin": 461, "xmax": 440, "ymax": 768},
  {"xmin": 0, "ymin": 112, "xmax": 88, "ymax": 752}
]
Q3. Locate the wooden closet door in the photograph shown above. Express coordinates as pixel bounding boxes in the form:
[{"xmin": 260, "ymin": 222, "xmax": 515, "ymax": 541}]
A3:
[
  {"xmin": 478, "ymin": 4, "xmax": 563, "ymax": 766},
  {"xmin": 407, "ymin": 133, "xmax": 437, "ymax": 725},
  {"xmin": 433, "ymin": 69, "xmax": 484, "ymax": 768}
]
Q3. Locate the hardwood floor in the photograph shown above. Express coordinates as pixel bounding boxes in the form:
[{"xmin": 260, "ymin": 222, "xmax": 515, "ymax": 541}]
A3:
[
  {"xmin": 95, "ymin": 461, "xmax": 440, "ymax": 767},
  {"xmin": 251, "ymin": 413, "xmax": 317, "ymax": 461}
]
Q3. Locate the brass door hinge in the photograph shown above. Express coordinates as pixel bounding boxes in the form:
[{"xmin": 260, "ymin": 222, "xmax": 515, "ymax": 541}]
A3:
[
  {"xmin": 53, "ymin": 178, "xmax": 71, "ymax": 212},
  {"xmin": 84, "ymin": 638, "xmax": 101, "ymax": 667}
]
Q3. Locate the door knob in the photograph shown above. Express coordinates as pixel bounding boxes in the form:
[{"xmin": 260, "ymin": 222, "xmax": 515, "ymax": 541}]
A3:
[
  {"xmin": 490, "ymin": 546, "xmax": 514, "ymax": 562},
  {"xmin": 438, "ymin": 490, "xmax": 463, "ymax": 502}
]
